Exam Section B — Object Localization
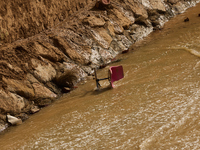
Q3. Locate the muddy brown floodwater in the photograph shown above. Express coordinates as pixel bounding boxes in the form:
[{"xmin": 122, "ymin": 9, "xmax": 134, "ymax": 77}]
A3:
[{"xmin": 1, "ymin": 3, "xmax": 200, "ymax": 150}]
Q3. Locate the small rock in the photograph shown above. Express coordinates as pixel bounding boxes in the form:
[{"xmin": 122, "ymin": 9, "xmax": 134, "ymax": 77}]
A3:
[
  {"xmin": 198, "ymin": 14, "xmax": 200, "ymax": 17},
  {"xmin": 100, "ymin": 64, "xmax": 107, "ymax": 69},
  {"xmin": 151, "ymin": 20, "xmax": 160, "ymax": 27},
  {"xmin": 82, "ymin": 15, "xmax": 106, "ymax": 27},
  {"xmin": 0, "ymin": 114, "xmax": 6, "ymax": 122},
  {"xmin": 16, "ymin": 113, "xmax": 29, "ymax": 121},
  {"xmin": 0, "ymin": 123, "xmax": 8, "ymax": 132},
  {"xmin": 184, "ymin": 17, "xmax": 189, "ymax": 22},
  {"xmin": 34, "ymin": 98, "xmax": 52, "ymax": 107},
  {"xmin": 122, "ymin": 49, "xmax": 129, "ymax": 54},
  {"xmin": 30, "ymin": 106, "xmax": 40, "ymax": 114},
  {"xmin": 63, "ymin": 87, "xmax": 71, "ymax": 93},
  {"xmin": 80, "ymin": 80, "xmax": 87, "ymax": 85},
  {"xmin": 7, "ymin": 115, "xmax": 22, "ymax": 125},
  {"xmin": 135, "ymin": 16, "xmax": 150, "ymax": 27}
]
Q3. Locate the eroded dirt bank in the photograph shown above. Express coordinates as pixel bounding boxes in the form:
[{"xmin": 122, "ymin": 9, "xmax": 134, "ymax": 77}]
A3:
[
  {"xmin": 0, "ymin": 0, "xmax": 95, "ymax": 44},
  {"xmin": 0, "ymin": 0, "xmax": 199, "ymax": 131}
]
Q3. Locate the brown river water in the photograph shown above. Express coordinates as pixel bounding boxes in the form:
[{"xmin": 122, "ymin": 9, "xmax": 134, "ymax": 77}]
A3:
[{"xmin": 1, "ymin": 3, "xmax": 200, "ymax": 150}]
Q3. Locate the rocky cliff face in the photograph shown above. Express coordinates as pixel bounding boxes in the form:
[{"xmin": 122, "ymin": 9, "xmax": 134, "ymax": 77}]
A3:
[
  {"xmin": 0, "ymin": 0, "xmax": 199, "ymax": 131},
  {"xmin": 0, "ymin": 0, "xmax": 95, "ymax": 44}
]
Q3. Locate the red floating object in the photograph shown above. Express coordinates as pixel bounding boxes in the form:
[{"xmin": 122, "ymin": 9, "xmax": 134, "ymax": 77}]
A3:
[{"xmin": 109, "ymin": 65, "xmax": 124, "ymax": 88}]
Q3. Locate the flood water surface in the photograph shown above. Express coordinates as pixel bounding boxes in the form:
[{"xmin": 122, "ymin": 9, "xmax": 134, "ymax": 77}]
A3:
[{"xmin": 1, "ymin": 3, "xmax": 200, "ymax": 150}]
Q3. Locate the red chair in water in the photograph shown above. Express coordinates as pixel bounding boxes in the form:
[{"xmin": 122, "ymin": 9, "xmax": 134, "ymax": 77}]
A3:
[
  {"xmin": 109, "ymin": 66, "xmax": 124, "ymax": 88},
  {"xmin": 94, "ymin": 65, "xmax": 124, "ymax": 89}
]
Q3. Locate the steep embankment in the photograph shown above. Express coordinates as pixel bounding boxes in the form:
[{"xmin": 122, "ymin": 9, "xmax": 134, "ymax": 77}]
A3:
[
  {"xmin": 0, "ymin": 0, "xmax": 94, "ymax": 44},
  {"xmin": 0, "ymin": 0, "xmax": 199, "ymax": 131}
]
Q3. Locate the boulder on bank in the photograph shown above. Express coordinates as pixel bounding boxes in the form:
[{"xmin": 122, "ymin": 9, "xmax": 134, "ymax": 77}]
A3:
[
  {"xmin": 32, "ymin": 83, "xmax": 57, "ymax": 99},
  {"xmin": 51, "ymin": 36, "xmax": 88, "ymax": 65},
  {"xmin": 7, "ymin": 115, "xmax": 22, "ymax": 125},
  {"xmin": 82, "ymin": 15, "xmax": 106, "ymax": 27},
  {"xmin": 31, "ymin": 41, "xmax": 65, "ymax": 62},
  {"xmin": 32, "ymin": 98, "xmax": 53, "ymax": 107},
  {"xmin": 2, "ymin": 78, "xmax": 35, "ymax": 99},
  {"xmin": 91, "ymin": 28, "xmax": 113, "ymax": 49},
  {"xmin": 107, "ymin": 21, "xmax": 124, "ymax": 36},
  {"xmin": 106, "ymin": 8, "xmax": 132, "ymax": 29},
  {"xmin": 31, "ymin": 58, "xmax": 57, "ymax": 83},
  {"xmin": 0, "ymin": 89, "xmax": 26, "ymax": 115}
]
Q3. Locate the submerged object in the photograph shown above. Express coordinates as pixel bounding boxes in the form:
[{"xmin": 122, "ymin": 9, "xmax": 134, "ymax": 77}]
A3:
[
  {"xmin": 94, "ymin": 65, "xmax": 124, "ymax": 89},
  {"xmin": 184, "ymin": 17, "xmax": 189, "ymax": 22},
  {"xmin": 109, "ymin": 66, "xmax": 124, "ymax": 88}
]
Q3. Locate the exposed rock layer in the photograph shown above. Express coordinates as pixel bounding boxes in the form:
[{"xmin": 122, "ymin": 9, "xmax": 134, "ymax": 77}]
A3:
[
  {"xmin": 0, "ymin": 0, "xmax": 199, "ymax": 130},
  {"xmin": 0, "ymin": 0, "xmax": 95, "ymax": 44}
]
